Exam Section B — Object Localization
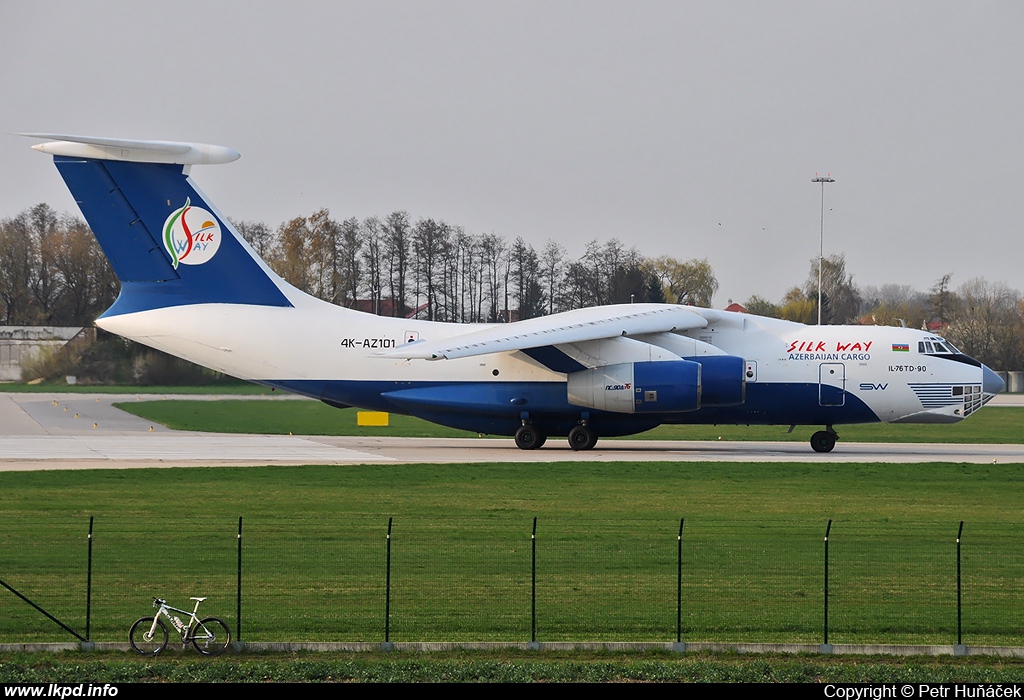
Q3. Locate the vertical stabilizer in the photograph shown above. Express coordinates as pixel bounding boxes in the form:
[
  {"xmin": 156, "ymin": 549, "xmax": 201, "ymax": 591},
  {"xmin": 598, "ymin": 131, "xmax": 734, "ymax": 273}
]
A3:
[{"xmin": 28, "ymin": 135, "xmax": 292, "ymax": 317}]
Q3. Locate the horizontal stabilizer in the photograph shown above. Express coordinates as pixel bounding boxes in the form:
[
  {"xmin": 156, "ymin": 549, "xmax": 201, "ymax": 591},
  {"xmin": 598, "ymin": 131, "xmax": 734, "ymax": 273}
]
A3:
[
  {"xmin": 22, "ymin": 134, "xmax": 239, "ymax": 165},
  {"xmin": 377, "ymin": 304, "xmax": 707, "ymax": 360}
]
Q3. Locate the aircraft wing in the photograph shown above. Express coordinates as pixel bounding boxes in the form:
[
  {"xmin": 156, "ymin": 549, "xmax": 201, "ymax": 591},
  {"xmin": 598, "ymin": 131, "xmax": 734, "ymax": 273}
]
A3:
[{"xmin": 378, "ymin": 304, "xmax": 707, "ymax": 360}]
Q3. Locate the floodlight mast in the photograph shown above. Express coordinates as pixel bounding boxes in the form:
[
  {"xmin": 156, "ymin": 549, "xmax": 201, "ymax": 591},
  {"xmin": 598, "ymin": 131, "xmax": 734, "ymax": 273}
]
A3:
[{"xmin": 812, "ymin": 174, "xmax": 835, "ymax": 325}]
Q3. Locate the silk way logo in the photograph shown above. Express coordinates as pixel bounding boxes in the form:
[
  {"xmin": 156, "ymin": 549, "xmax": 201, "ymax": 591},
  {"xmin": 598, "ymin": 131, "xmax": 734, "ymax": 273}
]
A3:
[{"xmin": 162, "ymin": 198, "xmax": 221, "ymax": 268}]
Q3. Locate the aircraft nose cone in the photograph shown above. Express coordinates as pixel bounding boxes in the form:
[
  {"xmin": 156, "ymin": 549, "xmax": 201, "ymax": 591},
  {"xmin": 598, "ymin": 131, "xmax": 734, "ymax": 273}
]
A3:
[{"xmin": 983, "ymin": 365, "xmax": 1005, "ymax": 395}]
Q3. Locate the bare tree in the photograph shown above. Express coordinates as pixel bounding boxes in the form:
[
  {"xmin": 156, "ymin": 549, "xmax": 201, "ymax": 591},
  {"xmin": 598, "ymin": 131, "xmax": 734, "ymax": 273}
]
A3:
[
  {"xmin": 561, "ymin": 259, "xmax": 591, "ymax": 311},
  {"xmin": 452, "ymin": 228, "xmax": 475, "ymax": 322},
  {"xmin": 539, "ymin": 240, "xmax": 565, "ymax": 315},
  {"xmin": 49, "ymin": 215, "xmax": 117, "ymax": 324},
  {"xmin": 361, "ymin": 217, "xmax": 384, "ymax": 315},
  {"xmin": 860, "ymin": 283, "xmax": 929, "ymax": 328},
  {"xmin": 337, "ymin": 217, "xmax": 362, "ymax": 308},
  {"xmin": 231, "ymin": 219, "xmax": 275, "ymax": 259},
  {"xmin": 0, "ymin": 211, "xmax": 38, "ymax": 324},
  {"xmin": 479, "ymin": 233, "xmax": 507, "ymax": 322},
  {"xmin": 29, "ymin": 204, "xmax": 61, "ymax": 322},
  {"xmin": 509, "ymin": 237, "xmax": 544, "ymax": 320},
  {"xmin": 412, "ymin": 218, "xmax": 450, "ymax": 321},
  {"xmin": 945, "ymin": 278, "xmax": 1024, "ymax": 369},
  {"xmin": 383, "ymin": 211, "xmax": 411, "ymax": 316}
]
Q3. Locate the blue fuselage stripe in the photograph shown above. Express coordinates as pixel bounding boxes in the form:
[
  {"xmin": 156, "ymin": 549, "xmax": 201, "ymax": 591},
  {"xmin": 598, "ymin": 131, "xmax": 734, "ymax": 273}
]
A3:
[{"xmin": 261, "ymin": 379, "xmax": 879, "ymax": 437}]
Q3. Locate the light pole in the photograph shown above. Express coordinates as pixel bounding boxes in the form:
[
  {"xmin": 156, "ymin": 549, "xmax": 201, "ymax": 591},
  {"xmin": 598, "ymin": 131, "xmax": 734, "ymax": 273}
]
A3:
[{"xmin": 812, "ymin": 174, "xmax": 835, "ymax": 325}]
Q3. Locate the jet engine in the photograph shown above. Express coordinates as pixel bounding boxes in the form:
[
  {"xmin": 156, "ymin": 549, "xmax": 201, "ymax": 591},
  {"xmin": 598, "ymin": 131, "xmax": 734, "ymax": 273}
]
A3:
[{"xmin": 567, "ymin": 360, "xmax": 701, "ymax": 414}]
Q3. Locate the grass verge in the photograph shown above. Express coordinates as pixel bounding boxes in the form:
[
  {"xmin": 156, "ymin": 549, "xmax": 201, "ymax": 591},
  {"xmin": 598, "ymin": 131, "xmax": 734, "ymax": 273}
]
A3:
[{"xmin": 4, "ymin": 650, "xmax": 1024, "ymax": 683}]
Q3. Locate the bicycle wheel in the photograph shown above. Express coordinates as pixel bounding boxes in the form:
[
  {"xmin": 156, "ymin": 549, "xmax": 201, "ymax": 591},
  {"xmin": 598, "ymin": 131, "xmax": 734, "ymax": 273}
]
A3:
[
  {"xmin": 190, "ymin": 617, "xmax": 231, "ymax": 656},
  {"xmin": 129, "ymin": 616, "xmax": 168, "ymax": 655}
]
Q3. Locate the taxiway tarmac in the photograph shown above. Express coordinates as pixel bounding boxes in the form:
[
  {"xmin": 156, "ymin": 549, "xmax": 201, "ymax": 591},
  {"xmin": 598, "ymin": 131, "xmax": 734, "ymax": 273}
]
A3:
[{"xmin": 0, "ymin": 392, "xmax": 1022, "ymax": 470}]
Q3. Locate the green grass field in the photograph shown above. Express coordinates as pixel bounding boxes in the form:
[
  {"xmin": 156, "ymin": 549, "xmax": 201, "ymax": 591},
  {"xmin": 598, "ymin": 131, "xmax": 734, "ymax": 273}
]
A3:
[
  {"xmin": 114, "ymin": 399, "xmax": 1024, "ymax": 443},
  {"xmin": 2, "ymin": 461, "xmax": 1024, "ymax": 646}
]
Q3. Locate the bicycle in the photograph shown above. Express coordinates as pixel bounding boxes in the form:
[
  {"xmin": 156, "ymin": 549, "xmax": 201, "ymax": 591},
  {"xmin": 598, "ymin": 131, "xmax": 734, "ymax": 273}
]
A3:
[{"xmin": 129, "ymin": 597, "xmax": 231, "ymax": 656}]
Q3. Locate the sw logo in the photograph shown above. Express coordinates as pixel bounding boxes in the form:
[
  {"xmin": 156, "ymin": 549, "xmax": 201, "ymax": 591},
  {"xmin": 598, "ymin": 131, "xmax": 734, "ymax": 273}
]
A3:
[
  {"xmin": 860, "ymin": 382, "xmax": 888, "ymax": 391},
  {"xmin": 163, "ymin": 198, "xmax": 222, "ymax": 268}
]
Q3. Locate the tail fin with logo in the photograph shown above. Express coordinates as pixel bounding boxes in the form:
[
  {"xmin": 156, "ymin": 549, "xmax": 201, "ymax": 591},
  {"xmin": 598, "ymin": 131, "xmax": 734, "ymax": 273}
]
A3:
[{"xmin": 24, "ymin": 134, "xmax": 292, "ymax": 317}]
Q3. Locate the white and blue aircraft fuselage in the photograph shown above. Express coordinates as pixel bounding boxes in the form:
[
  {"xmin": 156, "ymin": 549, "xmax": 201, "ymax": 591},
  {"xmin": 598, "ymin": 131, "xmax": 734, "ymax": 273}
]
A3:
[{"xmin": 26, "ymin": 134, "xmax": 1004, "ymax": 452}]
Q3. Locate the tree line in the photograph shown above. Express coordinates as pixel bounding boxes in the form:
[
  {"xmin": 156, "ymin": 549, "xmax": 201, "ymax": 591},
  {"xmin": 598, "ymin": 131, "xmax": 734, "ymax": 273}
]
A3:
[
  {"xmin": 0, "ymin": 204, "xmax": 118, "ymax": 327},
  {"xmin": 232, "ymin": 209, "xmax": 719, "ymax": 323},
  {"xmin": 2, "ymin": 204, "xmax": 1022, "ymax": 369}
]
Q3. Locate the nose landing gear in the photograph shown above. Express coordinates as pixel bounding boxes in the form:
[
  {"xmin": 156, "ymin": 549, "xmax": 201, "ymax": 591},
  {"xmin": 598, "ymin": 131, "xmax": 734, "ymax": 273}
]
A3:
[{"xmin": 810, "ymin": 426, "xmax": 838, "ymax": 453}]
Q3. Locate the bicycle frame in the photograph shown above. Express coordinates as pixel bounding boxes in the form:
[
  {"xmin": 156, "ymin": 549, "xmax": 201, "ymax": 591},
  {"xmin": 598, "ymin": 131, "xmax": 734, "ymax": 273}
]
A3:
[{"xmin": 148, "ymin": 597, "xmax": 206, "ymax": 643}]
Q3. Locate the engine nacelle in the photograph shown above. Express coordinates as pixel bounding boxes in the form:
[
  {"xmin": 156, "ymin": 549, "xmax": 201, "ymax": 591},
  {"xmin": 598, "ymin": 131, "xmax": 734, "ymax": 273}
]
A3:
[
  {"xmin": 567, "ymin": 360, "xmax": 701, "ymax": 414},
  {"xmin": 692, "ymin": 355, "xmax": 746, "ymax": 407}
]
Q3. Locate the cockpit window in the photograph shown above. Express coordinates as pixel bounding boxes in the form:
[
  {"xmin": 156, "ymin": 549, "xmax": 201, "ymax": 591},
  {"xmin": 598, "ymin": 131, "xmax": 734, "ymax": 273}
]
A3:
[{"xmin": 919, "ymin": 338, "xmax": 961, "ymax": 355}]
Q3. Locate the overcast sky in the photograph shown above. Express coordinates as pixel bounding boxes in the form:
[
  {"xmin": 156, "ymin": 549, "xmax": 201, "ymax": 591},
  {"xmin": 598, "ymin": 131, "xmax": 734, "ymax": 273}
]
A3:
[{"xmin": 2, "ymin": 1, "xmax": 1021, "ymax": 307}]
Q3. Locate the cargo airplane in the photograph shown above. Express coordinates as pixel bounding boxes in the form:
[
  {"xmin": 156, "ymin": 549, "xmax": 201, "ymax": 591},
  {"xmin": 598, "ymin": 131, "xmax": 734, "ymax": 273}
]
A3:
[{"xmin": 25, "ymin": 134, "xmax": 1005, "ymax": 452}]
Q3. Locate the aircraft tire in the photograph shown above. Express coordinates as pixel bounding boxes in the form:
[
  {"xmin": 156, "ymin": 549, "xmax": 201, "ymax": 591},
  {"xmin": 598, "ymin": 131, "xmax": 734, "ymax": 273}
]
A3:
[
  {"xmin": 515, "ymin": 424, "xmax": 544, "ymax": 450},
  {"xmin": 568, "ymin": 425, "xmax": 598, "ymax": 451},
  {"xmin": 810, "ymin": 430, "xmax": 837, "ymax": 453}
]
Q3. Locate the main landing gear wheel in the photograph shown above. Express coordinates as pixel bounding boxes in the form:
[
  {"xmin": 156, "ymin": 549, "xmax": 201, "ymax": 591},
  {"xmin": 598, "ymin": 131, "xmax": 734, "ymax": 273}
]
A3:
[
  {"xmin": 515, "ymin": 424, "xmax": 544, "ymax": 450},
  {"xmin": 568, "ymin": 425, "xmax": 598, "ymax": 451},
  {"xmin": 810, "ymin": 430, "xmax": 837, "ymax": 453}
]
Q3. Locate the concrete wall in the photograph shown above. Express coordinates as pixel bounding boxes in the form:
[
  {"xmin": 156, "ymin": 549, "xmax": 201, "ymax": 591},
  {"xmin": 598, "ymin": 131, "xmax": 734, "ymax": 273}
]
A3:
[{"xmin": 0, "ymin": 326, "xmax": 83, "ymax": 382}]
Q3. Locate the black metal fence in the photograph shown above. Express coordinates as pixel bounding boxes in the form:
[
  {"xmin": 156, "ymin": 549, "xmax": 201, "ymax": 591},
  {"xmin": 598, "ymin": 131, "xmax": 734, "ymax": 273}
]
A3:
[{"xmin": 1, "ymin": 516, "xmax": 1022, "ymax": 646}]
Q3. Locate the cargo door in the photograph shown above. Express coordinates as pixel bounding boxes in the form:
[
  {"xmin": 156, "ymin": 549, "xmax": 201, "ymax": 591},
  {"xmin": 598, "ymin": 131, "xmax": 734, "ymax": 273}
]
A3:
[{"xmin": 819, "ymin": 363, "xmax": 846, "ymax": 406}]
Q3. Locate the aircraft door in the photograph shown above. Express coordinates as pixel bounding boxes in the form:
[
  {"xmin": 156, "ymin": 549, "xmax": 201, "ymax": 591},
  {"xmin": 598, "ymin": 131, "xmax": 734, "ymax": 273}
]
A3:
[{"xmin": 819, "ymin": 363, "xmax": 845, "ymax": 406}]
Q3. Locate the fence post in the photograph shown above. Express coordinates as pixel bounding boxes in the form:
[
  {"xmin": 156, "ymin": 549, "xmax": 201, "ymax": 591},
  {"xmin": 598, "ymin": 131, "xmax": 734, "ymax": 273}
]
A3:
[
  {"xmin": 383, "ymin": 517, "xmax": 393, "ymax": 650},
  {"xmin": 529, "ymin": 517, "xmax": 539, "ymax": 649},
  {"xmin": 236, "ymin": 516, "xmax": 243, "ymax": 642},
  {"xmin": 674, "ymin": 518, "xmax": 685, "ymax": 652},
  {"xmin": 85, "ymin": 516, "xmax": 93, "ymax": 644},
  {"xmin": 822, "ymin": 519, "xmax": 833, "ymax": 653},
  {"xmin": 955, "ymin": 520, "xmax": 966, "ymax": 655}
]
